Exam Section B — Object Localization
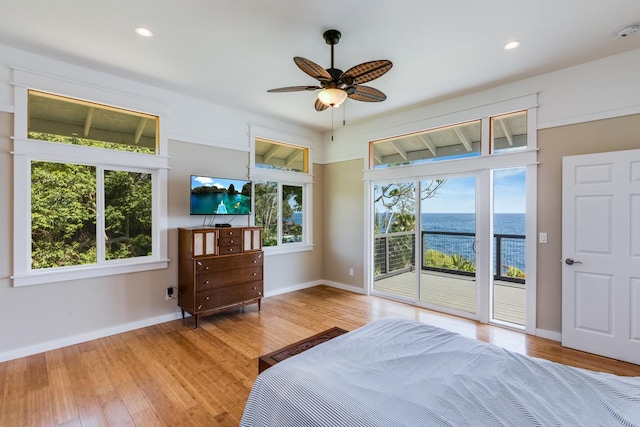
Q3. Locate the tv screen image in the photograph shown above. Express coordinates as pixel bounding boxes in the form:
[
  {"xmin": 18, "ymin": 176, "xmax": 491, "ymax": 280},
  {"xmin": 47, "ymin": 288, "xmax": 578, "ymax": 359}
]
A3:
[{"xmin": 190, "ymin": 175, "xmax": 252, "ymax": 215}]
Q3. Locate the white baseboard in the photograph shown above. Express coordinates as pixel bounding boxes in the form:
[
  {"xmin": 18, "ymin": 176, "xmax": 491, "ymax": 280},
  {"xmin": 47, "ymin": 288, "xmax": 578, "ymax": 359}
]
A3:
[
  {"xmin": 322, "ymin": 280, "xmax": 367, "ymax": 295},
  {"xmin": 536, "ymin": 328, "xmax": 561, "ymax": 342},
  {"xmin": 263, "ymin": 281, "xmax": 365, "ymax": 298},
  {"xmin": 0, "ymin": 311, "xmax": 183, "ymax": 363},
  {"xmin": 263, "ymin": 280, "xmax": 322, "ymax": 298}
]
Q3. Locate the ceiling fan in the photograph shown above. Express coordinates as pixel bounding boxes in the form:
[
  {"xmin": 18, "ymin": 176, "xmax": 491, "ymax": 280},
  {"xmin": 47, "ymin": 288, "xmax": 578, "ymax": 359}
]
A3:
[{"xmin": 267, "ymin": 29, "xmax": 393, "ymax": 111}]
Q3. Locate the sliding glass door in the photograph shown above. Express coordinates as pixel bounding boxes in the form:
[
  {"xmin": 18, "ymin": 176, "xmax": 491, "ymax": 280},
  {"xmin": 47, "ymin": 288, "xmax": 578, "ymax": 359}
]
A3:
[
  {"xmin": 372, "ymin": 181, "xmax": 416, "ymax": 301},
  {"xmin": 491, "ymin": 167, "xmax": 527, "ymax": 327},
  {"xmin": 419, "ymin": 176, "xmax": 478, "ymax": 315},
  {"xmin": 371, "ymin": 169, "xmax": 528, "ymax": 328}
]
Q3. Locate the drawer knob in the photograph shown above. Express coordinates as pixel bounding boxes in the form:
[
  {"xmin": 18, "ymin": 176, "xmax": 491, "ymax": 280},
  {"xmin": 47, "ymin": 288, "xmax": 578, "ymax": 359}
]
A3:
[
  {"xmin": 230, "ymin": 240, "xmax": 234, "ymax": 243},
  {"xmin": 228, "ymin": 248, "xmax": 233, "ymax": 252},
  {"xmin": 253, "ymin": 260, "xmax": 257, "ymax": 263},
  {"xmin": 197, "ymin": 261, "xmax": 202, "ymax": 266},
  {"xmin": 252, "ymin": 286, "xmax": 256, "ymax": 290},
  {"xmin": 205, "ymin": 266, "xmax": 209, "ymax": 270},
  {"xmin": 205, "ymin": 280, "xmax": 209, "ymax": 284},
  {"xmin": 253, "ymin": 272, "xmax": 257, "ymax": 276},
  {"xmin": 197, "ymin": 305, "xmax": 202, "ymax": 310},
  {"xmin": 258, "ymin": 292, "xmax": 262, "ymax": 296},
  {"xmin": 205, "ymin": 296, "xmax": 210, "ymax": 300}
]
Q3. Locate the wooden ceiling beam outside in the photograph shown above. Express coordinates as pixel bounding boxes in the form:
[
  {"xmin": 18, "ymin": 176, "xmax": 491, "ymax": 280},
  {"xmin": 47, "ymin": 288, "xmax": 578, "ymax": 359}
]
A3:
[
  {"xmin": 134, "ymin": 118, "xmax": 147, "ymax": 145},
  {"xmin": 497, "ymin": 119, "xmax": 514, "ymax": 146},
  {"xmin": 418, "ymin": 134, "xmax": 437, "ymax": 157},
  {"xmin": 390, "ymin": 141, "xmax": 408, "ymax": 161},
  {"xmin": 285, "ymin": 150, "xmax": 302, "ymax": 167},
  {"xmin": 453, "ymin": 128, "xmax": 472, "ymax": 152},
  {"xmin": 263, "ymin": 145, "xmax": 281, "ymax": 163},
  {"xmin": 83, "ymin": 107, "xmax": 95, "ymax": 138}
]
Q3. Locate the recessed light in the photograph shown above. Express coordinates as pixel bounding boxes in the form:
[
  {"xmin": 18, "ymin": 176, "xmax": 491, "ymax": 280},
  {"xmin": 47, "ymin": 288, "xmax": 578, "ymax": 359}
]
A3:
[
  {"xmin": 135, "ymin": 27, "xmax": 154, "ymax": 38},
  {"xmin": 504, "ymin": 40, "xmax": 520, "ymax": 50}
]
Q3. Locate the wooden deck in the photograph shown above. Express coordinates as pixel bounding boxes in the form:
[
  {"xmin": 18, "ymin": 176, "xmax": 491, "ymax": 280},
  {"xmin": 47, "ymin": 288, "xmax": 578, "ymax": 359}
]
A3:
[{"xmin": 373, "ymin": 271, "xmax": 525, "ymax": 325}]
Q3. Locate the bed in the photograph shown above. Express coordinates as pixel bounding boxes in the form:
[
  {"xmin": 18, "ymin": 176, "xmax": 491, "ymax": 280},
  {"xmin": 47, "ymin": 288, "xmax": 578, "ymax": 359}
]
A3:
[{"xmin": 241, "ymin": 318, "xmax": 640, "ymax": 426}]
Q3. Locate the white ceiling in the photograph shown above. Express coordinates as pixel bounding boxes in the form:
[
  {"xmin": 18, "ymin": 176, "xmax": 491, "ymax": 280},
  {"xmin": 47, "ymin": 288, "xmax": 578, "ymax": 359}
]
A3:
[{"xmin": 1, "ymin": 1, "xmax": 639, "ymax": 132}]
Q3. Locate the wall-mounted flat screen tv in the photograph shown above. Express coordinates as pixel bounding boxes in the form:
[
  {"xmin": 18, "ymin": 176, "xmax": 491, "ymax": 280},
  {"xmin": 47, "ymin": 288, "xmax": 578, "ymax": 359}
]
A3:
[{"xmin": 190, "ymin": 175, "xmax": 252, "ymax": 215}]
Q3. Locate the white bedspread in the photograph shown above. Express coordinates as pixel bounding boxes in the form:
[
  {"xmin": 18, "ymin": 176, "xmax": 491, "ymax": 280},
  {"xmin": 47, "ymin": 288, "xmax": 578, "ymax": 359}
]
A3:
[{"xmin": 241, "ymin": 318, "xmax": 640, "ymax": 426}]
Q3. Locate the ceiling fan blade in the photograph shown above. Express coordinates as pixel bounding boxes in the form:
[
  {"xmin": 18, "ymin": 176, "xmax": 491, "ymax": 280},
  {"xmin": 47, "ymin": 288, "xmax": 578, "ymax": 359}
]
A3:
[
  {"xmin": 348, "ymin": 85, "xmax": 387, "ymax": 102},
  {"xmin": 294, "ymin": 57, "xmax": 332, "ymax": 82},
  {"xmin": 267, "ymin": 85, "xmax": 321, "ymax": 93},
  {"xmin": 342, "ymin": 60, "xmax": 393, "ymax": 85},
  {"xmin": 314, "ymin": 98, "xmax": 329, "ymax": 111}
]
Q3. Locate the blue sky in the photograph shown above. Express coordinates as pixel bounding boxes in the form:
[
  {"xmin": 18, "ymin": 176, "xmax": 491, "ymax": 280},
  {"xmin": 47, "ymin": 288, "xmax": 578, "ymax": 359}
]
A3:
[{"xmin": 423, "ymin": 167, "xmax": 526, "ymax": 214}]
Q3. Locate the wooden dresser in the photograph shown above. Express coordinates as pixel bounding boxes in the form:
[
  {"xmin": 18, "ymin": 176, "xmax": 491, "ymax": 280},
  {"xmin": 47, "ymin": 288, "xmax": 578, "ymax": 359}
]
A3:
[{"xmin": 178, "ymin": 226, "xmax": 263, "ymax": 328}]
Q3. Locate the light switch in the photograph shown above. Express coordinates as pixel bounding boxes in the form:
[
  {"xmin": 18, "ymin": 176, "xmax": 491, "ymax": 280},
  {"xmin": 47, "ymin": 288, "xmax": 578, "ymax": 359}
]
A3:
[{"xmin": 539, "ymin": 232, "xmax": 548, "ymax": 244}]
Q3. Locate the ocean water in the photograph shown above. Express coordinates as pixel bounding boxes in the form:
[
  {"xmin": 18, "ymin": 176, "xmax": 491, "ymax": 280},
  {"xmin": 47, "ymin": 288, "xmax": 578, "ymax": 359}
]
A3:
[
  {"xmin": 422, "ymin": 213, "xmax": 524, "ymax": 235},
  {"xmin": 378, "ymin": 213, "xmax": 526, "ymax": 273},
  {"xmin": 296, "ymin": 211, "xmax": 526, "ymax": 273},
  {"xmin": 422, "ymin": 213, "xmax": 525, "ymax": 273}
]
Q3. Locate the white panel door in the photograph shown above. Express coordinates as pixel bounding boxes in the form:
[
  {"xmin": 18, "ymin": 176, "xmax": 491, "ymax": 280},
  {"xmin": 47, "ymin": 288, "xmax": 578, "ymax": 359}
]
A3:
[{"xmin": 562, "ymin": 149, "xmax": 640, "ymax": 364}]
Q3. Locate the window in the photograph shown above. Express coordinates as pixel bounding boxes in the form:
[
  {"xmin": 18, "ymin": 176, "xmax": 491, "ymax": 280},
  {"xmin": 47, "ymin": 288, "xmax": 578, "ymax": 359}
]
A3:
[
  {"xmin": 370, "ymin": 120, "xmax": 481, "ymax": 169},
  {"xmin": 254, "ymin": 182, "xmax": 304, "ymax": 246},
  {"xmin": 31, "ymin": 163, "xmax": 153, "ymax": 269},
  {"xmin": 255, "ymin": 137, "xmax": 308, "ymax": 172},
  {"xmin": 13, "ymin": 71, "xmax": 168, "ymax": 286},
  {"xmin": 250, "ymin": 127, "xmax": 313, "ymax": 253},
  {"xmin": 491, "ymin": 111, "xmax": 527, "ymax": 153},
  {"xmin": 369, "ymin": 109, "xmax": 530, "ymax": 169}
]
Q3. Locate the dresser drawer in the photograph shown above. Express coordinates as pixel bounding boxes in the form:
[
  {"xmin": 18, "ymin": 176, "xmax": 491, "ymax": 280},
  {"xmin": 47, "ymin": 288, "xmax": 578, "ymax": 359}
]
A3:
[
  {"xmin": 218, "ymin": 233, "xmax": 241, "ymax": 247},
  {"xmin": 195, "ymin": 252, "xmax": 263, "ymax": 274},
  {"xmin": 217, "ymin": 228, "xmax": 241, "ymax": 239},
  {"xmin": 218, "ymin": 244, "xmax": 242, "ymax": 255},
  {"xmin": 196, "ymin": 266, "xmax": 263, "ymax": 290},
  {"xmin": 195, "ymin": 281, "xmax": 263, "ymax": 311}
]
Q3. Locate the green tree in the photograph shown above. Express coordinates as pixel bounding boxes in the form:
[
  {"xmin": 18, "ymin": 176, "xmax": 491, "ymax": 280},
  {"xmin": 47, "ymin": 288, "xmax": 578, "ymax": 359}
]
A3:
[
  {"xmin": 31, "ymin": 162, "xmax": 97, "ymax": 268},
  {"xmin": 254, "ymin": 181, "xmax": 278, "ymax": 246},
  {"xmin": 29, "ymin": 132, "xmax": 153, "ymax": 268},
  {"xmin": 374, "ymin": 180, "xmax": 446, "ymax": 233}
]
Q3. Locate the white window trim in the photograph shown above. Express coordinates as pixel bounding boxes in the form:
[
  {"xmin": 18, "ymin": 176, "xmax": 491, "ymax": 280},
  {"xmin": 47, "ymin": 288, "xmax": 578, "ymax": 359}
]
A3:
[
  {"xmin": 363, "ymin": 94, "xmax": 538, "ymax": 335},
  {"xmin": 249, "ymin": 124, "xmax": 314, "ymax": 254},
  {"xmin": 12, "ymin": 69, "xmax": 169, "ymax": 287}
]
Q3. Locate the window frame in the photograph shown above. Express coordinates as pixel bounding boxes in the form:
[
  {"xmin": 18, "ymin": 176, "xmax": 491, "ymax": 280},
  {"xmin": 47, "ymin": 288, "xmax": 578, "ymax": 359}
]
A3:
[
  {"xmin": 249, "ymin": 125, "xmax": 314, "ymax": 255},
  {"xmin": 12, "ymin": 69, "xmax": 169, "ymax": 287},
  {"xmin": 363, "ymin": 94, "xmax": 538, "ymax": 335}
]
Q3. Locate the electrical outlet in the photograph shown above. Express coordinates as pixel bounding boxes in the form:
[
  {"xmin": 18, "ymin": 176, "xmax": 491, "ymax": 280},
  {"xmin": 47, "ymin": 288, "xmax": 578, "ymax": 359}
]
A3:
[
  {"xmin": 349, "ymin": 268, "xmax": 354, "ymax": 276},
  {"xmin": 166, "ymin": 286, "xmax": 176, "ymax": 300}
]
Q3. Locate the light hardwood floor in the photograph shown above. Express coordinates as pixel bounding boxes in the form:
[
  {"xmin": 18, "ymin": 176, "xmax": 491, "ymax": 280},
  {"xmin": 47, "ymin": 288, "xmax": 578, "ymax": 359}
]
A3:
[{"xmin": 1, "ymin": 285, "xmax": 639, "ymax": 426}]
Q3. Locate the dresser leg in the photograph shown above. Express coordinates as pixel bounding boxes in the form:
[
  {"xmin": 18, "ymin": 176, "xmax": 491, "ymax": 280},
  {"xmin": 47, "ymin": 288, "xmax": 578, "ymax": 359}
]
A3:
[
  {"xmin": 258, "ymin": 298, "xmax": 261, "ymax": 311},
  {"xmin": 195, "ymin": 313, "xmax": 199, "ymax": 329},
  {"xmin": 181, "ymin": 308, "xmax": 185, "ymax": 319}
]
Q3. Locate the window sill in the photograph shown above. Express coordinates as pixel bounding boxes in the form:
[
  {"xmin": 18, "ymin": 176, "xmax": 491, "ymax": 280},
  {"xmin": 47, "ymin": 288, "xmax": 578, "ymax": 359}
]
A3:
[
  {"xmin": 263, "ymin": 244, "xmax": 314, "ymax": 256},
  {"xmin": 12, "ymin": 259, "xmax": 170, "ymax": 287}
]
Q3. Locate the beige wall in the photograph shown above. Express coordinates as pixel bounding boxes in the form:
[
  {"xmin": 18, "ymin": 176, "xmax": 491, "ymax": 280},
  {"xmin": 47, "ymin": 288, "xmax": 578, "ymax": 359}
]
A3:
[
  {"xmin": 322, "ymin": 159, "xmax": 365, "ymax": 288},
  {"xmin": 0, "ymin": 130, "xmax": 324, "ymax": 357},
  {"xmin": 536, "ymin": 113, "xmax": 640, "ymax": 333},
  {"xmin": 169, "ymin": 140, "xmax": 324, "ymax": 294}
]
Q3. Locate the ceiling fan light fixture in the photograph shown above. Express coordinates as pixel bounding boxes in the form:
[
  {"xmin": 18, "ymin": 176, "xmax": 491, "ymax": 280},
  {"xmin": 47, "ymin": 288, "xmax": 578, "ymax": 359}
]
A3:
[{"xmin": 317, "ymin": 88, "xmax": 347, "ymax": 107}]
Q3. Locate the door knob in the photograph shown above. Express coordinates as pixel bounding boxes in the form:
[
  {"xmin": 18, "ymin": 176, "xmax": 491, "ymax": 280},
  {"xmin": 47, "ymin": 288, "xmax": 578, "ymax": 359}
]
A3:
[{"xmin": 565, "ymin": 258, "xmax": 582, "ymax": 265}]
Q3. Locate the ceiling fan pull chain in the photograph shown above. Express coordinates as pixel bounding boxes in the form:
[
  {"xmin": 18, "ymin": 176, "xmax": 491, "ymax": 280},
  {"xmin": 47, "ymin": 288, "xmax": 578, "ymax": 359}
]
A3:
[
  {"xmin": 331, "ymin": 107, "xmax": 335, "ymax": 141},
  {"xmin": 343, "ymin": 101, "xmax": 346, "ymax": 126}
]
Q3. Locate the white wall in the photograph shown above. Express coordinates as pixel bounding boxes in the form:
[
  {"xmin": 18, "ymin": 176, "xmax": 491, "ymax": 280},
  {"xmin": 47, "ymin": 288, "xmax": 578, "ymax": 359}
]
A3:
[
  {"xmin": 317, "ymin": 47, "xmax": 640, "ymax": 337},
  {"xmin": 2, "ymin": 41, "xmax": 640, "ymax": 360},
  {"xmin": 319, "ymin": 48, "xmax": 640, "ymax": 163},
  {"xmin": 0, "ymin": 44, "xmax": 321, "ymax": 362}
]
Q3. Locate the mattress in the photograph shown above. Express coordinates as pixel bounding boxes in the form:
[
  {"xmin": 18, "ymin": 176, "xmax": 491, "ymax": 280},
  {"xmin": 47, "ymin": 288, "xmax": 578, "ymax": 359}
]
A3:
[{"xmin": 241, "ymin": 317, "xmax": 640, "ymax": 426}]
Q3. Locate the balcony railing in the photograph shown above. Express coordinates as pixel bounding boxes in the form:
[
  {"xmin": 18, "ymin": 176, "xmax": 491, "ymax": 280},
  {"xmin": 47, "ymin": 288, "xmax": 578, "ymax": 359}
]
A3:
[{"xmin": 374, "ymin": 230, "xmax": 526, "ymax": 284}]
